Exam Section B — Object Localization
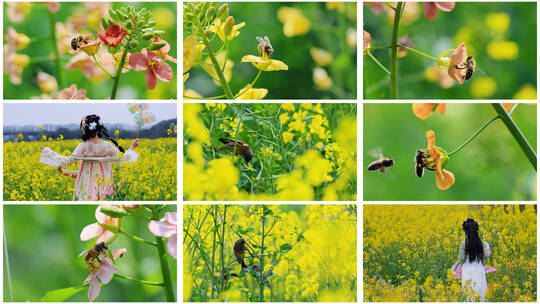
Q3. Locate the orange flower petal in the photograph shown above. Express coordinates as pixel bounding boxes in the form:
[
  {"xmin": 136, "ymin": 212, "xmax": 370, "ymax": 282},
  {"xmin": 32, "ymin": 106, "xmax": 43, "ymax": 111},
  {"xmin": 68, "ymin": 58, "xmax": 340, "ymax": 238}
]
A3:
[
  {"xmin": 447, "ymin": 42, "xmax": 468, "ymax": 84},
  {"xmin": 436, "ymin": 103, "xmax": 446, "ymax": 115},
  {"xmin": 413, "ymin": 103, "xmax": 436, "ymax": 120},
  {"xmin": 502, "ymin": 103, "xmax": 514, "ymax": 112},
  {"xmin": 435, "ymin": 168, "xmax": 455, "ymax": 190},
  {"xmin": 426, "ymin": 130, "xmax": 436, "ymax": 150}
]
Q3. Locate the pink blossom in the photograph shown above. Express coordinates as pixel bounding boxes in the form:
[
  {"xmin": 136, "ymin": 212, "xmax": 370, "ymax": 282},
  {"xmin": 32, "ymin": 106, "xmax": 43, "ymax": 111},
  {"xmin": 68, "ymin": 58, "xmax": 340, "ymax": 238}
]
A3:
[
  {"xmin": 66, "ymin": 48, "xmax": 116, "ymax": 81},
  {"xmin": 84, "ymin": 257, "xmax": 118, "ymax": 302},
  {"xmin": 423, "ymin": 2, "xmax": 455, "ymax": 20},
  {"xmin": 6, "ymin": 3, "xmax": 32, "ymax": 23},
  {"xmin": 80, "ymin": 205, "xmax": 118, "ymax": 243},
  {"xmin": 3, "ymin": 45, "xmax": 29, "ymax": 85},
  {"xmin": 128, "ymin": 49, "xmax": 173, "ymax": 90},
  {"xmin": 57, "ymin": 84, "xmax": 88, "ymax": 99},
  {"xmin": 98, "ymin": 24, "xmax": 126, "ymax": 47},
  {"xmin": 46, "ymin": 2, "xmax": 60, "ymax": 13},
  {"xmin": 148, "ymin": 212, "xmax": 177, "ymax": 259}
]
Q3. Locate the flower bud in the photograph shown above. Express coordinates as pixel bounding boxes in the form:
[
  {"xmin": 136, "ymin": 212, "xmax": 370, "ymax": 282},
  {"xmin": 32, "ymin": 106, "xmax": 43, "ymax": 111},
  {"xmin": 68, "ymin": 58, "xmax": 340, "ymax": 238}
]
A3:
[
  {"xmin": 128, "ymin": 40, "xmax": 139, "ymax": 49},
  {"xmin": 153, "ymin": 30, "xmax": 165, "ymax": 37},
  {"xmin": 204, "ymin": 29, "xmax": 212, "ymax": 38},
  {"xmin": 107, "ymin": 45, "xmax": 118, "ymax": 54},
  {"xmin": 184, "ymin": 12, "xmax": 194, "ymax": 21},
  {"xmin": 108, "ymin": 8, "xmax": 118, "ymax": 20},
  {"xmin": 16, "ymin": 33, "xmax": 30, "ymax": 50},
  {"xmin": 217, "ymin": 4, "xmax": 229, "ymax": 22},
  {"xmin": 126, "ymin": 20, "xmax": 133, "ymax": 29},
  {"xmin": 13, "ymin": 54, "xmax": 29, "ymax": 67},
  {"xmin": 223, "ymin": 16, "xmax": 234, "ymax": 37},
  {"xmin": 205, "ymin": 6, "xmax": 216, "ymax": 20},
  {"xmin": 101, "ymin": 16, "xmax": 110, "ymax": 30},
  {"xmin": 142, "ymin": 32, "xmax": 154, "ymax": 40},
  {"xmin": 148, "ymin": 41, "xmax": 166, "ymax": 51},
  {"xmin": 100, "ymin": 206, "xmax": 127, "ymax": 218},
  {"xmin": 117, "ymin": 11, "xmax": 128, "ymax": 20}
]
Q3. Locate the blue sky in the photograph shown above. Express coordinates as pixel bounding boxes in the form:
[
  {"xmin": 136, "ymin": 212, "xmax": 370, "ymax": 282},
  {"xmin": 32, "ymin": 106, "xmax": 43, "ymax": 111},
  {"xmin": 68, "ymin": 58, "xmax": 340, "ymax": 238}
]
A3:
[{"xmin": 3, "ymin": 103, "xmax": 177, "ymax": 126}]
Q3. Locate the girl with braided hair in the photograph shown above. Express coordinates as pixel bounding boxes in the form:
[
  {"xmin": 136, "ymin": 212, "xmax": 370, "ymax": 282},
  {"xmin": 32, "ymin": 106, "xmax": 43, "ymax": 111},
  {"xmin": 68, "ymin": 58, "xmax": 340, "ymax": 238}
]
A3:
[
  {"xmin": 40, "ymin": 114, "xmax": 139, "ymax": 200},
  {"xmin": 458, "ymin": 218, "xmax": 491, "ymax": 302}
]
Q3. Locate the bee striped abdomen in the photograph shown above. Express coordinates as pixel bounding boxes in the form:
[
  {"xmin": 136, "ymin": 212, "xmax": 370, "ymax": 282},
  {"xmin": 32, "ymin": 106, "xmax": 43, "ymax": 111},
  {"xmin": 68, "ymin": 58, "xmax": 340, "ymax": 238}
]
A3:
[{"xmin": 367, "ymin": 158, "xmax": 394, "ymax": 171}]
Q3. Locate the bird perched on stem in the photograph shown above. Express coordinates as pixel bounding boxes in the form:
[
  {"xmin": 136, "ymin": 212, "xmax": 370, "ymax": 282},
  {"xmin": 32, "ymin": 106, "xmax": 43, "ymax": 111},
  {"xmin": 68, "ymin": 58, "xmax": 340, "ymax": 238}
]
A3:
[
  {"xmin": 233, "ymin": 238, "xmax": 251, "ymax": 269},
  {"xmin": 218, "ymin": 138, "xmax": 253, "ymax": 163}
]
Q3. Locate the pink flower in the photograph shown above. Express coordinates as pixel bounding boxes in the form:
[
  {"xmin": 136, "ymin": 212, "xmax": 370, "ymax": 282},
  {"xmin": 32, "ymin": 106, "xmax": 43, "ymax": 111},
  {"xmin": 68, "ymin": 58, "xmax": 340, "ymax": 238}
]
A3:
[
  {"xmin": 66, "ymin": 48, "xmax": 117, "ymax": 81},
  {"xmin": 6, "ymin": 3, "xmax": 32, "ymax": 23},
  {"xmin": 150, "ymin": 37, "xmax": 177, "ymax": 64},
  {"xmin": 128, "ymin": 49, "xmax": 173, "ymax": 90},
  {"xmin": 57, "ymin": 84, "xmax": 88, "ymax": 99},
  {"xmin": 80, "ymin": 205, "xmax": 118, "ymax": 243},
  {"xmin": 3, "ymin": 45, "xmax": 29, "ymax": 85},
  {"xmin": 148, "ymin": 212, "xmax": 177, "ymax": 259},
  {"xmin": 5, "ymin": 27, "xmax": 30, "ymax": 50},
  {"xmin": 46, "ymin": 2, "xmax": 60, "ymax": 13},
  {"xmin": 84, "ymin": 257, "xmax": 118, "ymax": 302},
  {"xmin": 423, "ymin": 2, "xmax": 455, "ymax": 20},
  {"xmin": 98, "ymin": 24, "xmax": 127, "ymax": 47}
]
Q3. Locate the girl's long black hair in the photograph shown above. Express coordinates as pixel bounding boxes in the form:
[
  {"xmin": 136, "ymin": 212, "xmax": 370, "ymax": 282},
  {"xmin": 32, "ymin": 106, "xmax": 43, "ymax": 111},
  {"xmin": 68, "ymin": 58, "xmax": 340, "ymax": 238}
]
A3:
[
  {"xmin": 80, "ymin": 114, "xmax": 125, "ymax": 153},
  {"xmin": 462, "ymin": 218, "xmax": 484, "ymax": 263}
]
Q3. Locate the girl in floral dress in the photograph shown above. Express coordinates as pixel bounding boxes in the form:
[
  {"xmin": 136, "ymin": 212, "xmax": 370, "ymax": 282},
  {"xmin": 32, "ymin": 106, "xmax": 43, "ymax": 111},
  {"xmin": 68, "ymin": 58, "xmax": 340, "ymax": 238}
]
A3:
[{"xmin": 40, "ymin": 114, "xmax": 139, "ymax": 200}]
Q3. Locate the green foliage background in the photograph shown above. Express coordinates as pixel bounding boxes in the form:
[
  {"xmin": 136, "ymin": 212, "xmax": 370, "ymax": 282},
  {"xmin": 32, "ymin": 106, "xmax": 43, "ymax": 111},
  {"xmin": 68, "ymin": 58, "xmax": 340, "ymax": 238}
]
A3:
[
  {"xmin": 3, "ymin": 205, "xmax": 177, "ymax": 302},
  {"xmin": 3, "ymin": 2, "xmax": 177, "ymax": 99},
  {"xmin": 363, "ymin": 2, "xmax": 537, "ymax": 99},
  {"xmin": 363, "ymin": 103, "xmax": 537, "ymax": 201},
  {"xmin": 185, "ymin": 2, "xmax": 357, "ymax": 99}
]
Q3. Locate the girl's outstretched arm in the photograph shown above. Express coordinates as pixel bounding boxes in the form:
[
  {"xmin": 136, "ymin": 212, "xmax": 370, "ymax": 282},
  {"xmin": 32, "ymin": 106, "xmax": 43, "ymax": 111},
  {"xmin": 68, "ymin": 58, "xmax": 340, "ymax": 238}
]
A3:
[{"xmin": 129, "ymin": 138, "xmax": 139, "ymax": 150}]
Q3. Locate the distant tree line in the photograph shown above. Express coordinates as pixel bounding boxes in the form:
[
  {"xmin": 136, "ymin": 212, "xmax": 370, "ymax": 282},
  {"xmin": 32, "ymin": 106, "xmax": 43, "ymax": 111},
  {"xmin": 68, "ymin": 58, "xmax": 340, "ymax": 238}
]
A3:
[{"xmin": 6, "ymin": 119, "xmax": 177, "ymax": 142}]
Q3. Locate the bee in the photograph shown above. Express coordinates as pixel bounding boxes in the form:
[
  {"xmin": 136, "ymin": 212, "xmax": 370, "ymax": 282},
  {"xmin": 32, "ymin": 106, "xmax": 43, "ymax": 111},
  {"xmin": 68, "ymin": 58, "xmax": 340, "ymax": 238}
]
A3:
[
  {"xmin": 414, "ymin": 149, "xmax": 435, "ymax": 178},
  {"xmin": 455, "ymin": 55, "xmax": 476, "ymax": 80},
  {"xmin": 367, "ymin": 147, "xmax": 395, "ymax": 173},
  {"xmin": 70, "ymin": 35, "xmax": 93, "ymax": 51},
  {"xmin": 218, "ymin": 138, "xmax": 253, "ymax": 163},
  {"xmin": 256, "ymin": 36, "xmax": 273, "ymax": 59},
  {"xmin": 78, "ymin": 242, "xmax": 108, "ymax": 269}
]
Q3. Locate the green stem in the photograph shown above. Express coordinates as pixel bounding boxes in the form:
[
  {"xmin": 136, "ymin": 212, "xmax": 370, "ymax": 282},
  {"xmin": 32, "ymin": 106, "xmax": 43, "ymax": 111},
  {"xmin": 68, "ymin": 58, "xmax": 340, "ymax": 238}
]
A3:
[
  {"xmin": 28, "ymin": 56, "xmax": 54, "ymax": 64},
  {"xmin": 113, "ymin": 273, "xmax": 164, "ymax": 286},
  {"xmin": 397, "ymin": 44, "xmax": 441, "ymax": 62},
  {"xmin": 3, "ymin": 225, "xmax": 13, "ymax": 301},
  {"xmin": 92, "ymin": 55, "xmax": 114, "ymax": 79},
  {"xmin": 48, "ymin": 11, "xmax": 63, "ymax": 87},
  {"xmin": 259, "ymin": 208, "xmax": 265, "ymax": 301},
  {"xmin": 390, "ymin": 2, "xmax": 404, "ymax": 99},
  {"xmin": 220, "ymin": 206, "xmax": 227, "ymax": 292},
  {"xmin": 110, "ymin": 32, "xmax": 132, "ymax": 99},
  {"xmin": 232, "ymin": 104, "xmax": 245, "ymax": 158},
  {"xmin": 234, "ymin": 71, "xmax": 262, "ymax": 99},
  {"xmin": 491, "ymin": 103, "xmax": 537, "ymax": 170},
  {"xmin": 448, "ymin": 115, "xmax": 500, "ymax": 156},
  {"xmin": 119, "ymin": 230, "xmax": 156, "ymax": 246},
  {"xmin": 151, "ymin": 208, "xmax": 176, "ymax": 302},
  {"xmin": 199, "ymin": 27, "xmax": 234, "ymax": 99},
  {"xmin": 366, "ymin": 51, "xmax": 390, "ymax": 75},
  {"xmin": 183, "ymin": 94, "xmax": 226, "ymax": 100},
  {"xmin": 364, "ymin": 45, "xmax": 392, "ymax": 51}
]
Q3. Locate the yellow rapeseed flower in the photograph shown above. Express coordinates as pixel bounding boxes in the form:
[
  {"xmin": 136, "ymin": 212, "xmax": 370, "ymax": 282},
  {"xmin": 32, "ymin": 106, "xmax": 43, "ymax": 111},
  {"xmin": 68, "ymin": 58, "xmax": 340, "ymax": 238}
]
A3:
[
  {"xmin": 485, "ymin": 13, "xmax": 510, "ymax": 35},
  {"xmin": 487, "ymin": 41, "xmax": 518, "ymax": 60},
  {"xmin": 241, "ymin": 55, "xmax": 288, "ymax": 71},
  {"xmin": 277, "ymin": 7, "xmax": 311, "ymax": 37},
  {"xmin": 313, "ymin": 67, "xmax": 333, "ymax": 90},
  {"xmin": 310, "ymin": 48, "xmax": 333, "ymax": 66},
  {"xmin": 470, "ymin": 76, "xmax": 497, "ymax": 98},
  {"xmin": 513, "ymin": 84, "xmax": 537, "ymax": 99},
  {"xmin": 209, "ymin": 17, "xmax": 246, "ymax": 41}
]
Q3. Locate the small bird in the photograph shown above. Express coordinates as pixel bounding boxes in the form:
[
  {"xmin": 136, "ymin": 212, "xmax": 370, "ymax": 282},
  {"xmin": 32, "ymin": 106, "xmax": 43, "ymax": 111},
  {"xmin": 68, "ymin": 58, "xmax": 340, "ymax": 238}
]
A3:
[
  {"xmin": 218, "ymin": 138, "xmax": 253, "ymax": 163},
  {"xmin": 233, "ymin": 238, "xmax": 249, "ymax": 269}
]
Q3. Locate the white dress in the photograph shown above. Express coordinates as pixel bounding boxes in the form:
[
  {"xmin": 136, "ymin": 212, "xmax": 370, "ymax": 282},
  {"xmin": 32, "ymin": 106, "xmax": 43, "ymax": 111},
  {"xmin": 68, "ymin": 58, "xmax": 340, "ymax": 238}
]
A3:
[
  {"xmin": 461, "ymin": 241, "xmax": 490, "ymax": 302},
  {"xmin": 40, "ymin": 140, "xmax": 138, "ymax": 200}
]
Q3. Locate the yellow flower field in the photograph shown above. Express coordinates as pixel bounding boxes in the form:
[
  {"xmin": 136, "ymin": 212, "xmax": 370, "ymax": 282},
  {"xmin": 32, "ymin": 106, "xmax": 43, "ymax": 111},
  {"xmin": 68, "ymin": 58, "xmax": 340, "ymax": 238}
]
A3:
[
  {"xmin": 364, "ymin": 205, "xmax": 537, "ymax": 302},
  {"xmin": 184, "ymin": 204, "xmax": 357, "ymax": 302},
  {"xmin": 4, "ymin": 138, "xmax": 177, "ymax": 201}
]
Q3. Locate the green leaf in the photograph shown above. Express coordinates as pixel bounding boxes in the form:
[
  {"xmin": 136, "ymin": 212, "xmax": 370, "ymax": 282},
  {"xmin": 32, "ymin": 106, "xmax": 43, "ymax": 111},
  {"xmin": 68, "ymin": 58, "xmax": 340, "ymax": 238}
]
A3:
[
  {"xmin": 97, "ymin": 222, "xmax": 119, "ymax": 233},
  {"xmin": 279, "ymin": 243, "xmax": 292, "ymax": 253},
  {"xmin": 40, "ymin": 285, "xmax": 87, "ymax": 302},
  {"xmin": 100, "ymin": 206, "xmax": 127, "ymax": 218}
]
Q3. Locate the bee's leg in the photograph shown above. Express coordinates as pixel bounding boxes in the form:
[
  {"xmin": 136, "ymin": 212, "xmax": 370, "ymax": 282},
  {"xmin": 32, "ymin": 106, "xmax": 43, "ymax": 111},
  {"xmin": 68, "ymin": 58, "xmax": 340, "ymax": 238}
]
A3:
[
  {"xmin": 96, "ymin": 256, "xmax": 101, "ymax": 263},
  {"xmin": 426, "ymin": 167, "xmax": 436, "ymax": 171},
  {"xmin": 455, "ymin": 64, "xmax": 467, "ymax": 69}
]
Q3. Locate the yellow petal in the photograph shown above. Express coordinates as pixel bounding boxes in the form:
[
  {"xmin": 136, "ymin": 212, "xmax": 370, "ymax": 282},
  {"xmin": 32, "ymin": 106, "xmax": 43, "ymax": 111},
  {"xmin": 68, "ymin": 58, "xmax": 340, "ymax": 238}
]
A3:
[
  {"xmin": 236, "ymin": 86, "xmax": 268, "ymax": 99},
  {"xmin": 183, "ymin": 35, "xmax": 199, "ymax": 72},
  {"xmin": 435, "ymin": 168, "xmax": 455, "ymax": 190},
  {"xmin": 241, "ymin": 55, "xmax": 288, "ymax": 71}
]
